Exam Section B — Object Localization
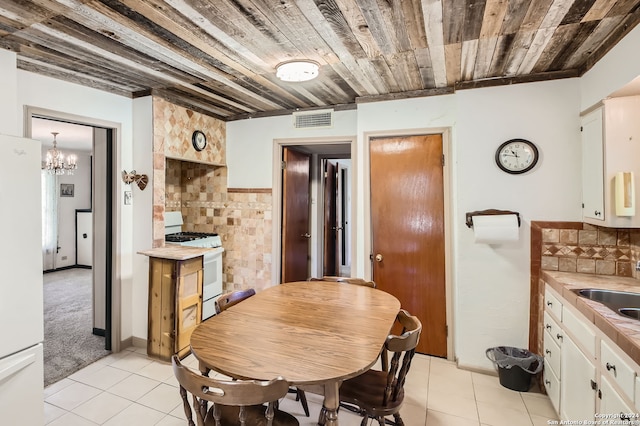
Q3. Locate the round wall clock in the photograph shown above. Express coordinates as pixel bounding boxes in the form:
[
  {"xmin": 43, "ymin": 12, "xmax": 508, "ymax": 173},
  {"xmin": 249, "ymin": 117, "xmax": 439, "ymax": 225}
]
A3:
[
  {"xmin": 192, "ymin": 130, "xmax": 207, "ymax": 151},
  {"xmin": 495, "ymin": 139, "xmax": 539, "ymax": 174}
]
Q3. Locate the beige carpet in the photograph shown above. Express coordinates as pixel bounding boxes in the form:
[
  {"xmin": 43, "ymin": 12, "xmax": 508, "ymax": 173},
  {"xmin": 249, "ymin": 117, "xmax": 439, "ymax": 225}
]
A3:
[{"xmin": 43, "ymin": 268, "xmax": 110, "ymax": 387}]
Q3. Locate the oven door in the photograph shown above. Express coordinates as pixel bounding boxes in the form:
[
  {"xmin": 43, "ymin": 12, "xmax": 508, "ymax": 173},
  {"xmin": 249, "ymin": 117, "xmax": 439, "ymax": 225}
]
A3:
[{"xmin": 202, "ymin": 249, "xmax": 223, "ymax": 320}]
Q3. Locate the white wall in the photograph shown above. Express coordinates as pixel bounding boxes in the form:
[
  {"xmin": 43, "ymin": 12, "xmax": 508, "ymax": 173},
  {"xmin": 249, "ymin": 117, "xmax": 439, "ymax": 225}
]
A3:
[
  {"xmin": 11, "ymin": 68, "xmax": 136, "ymax": 345},
  {"xmin": 0, "ymin": 50, "xmax": 18, "ymax": 136},
  {"xmin": 226, "ymin": 110, "xmax": 357, "ymax": 188},
  {"xmin": 581, "ymin": 25, "xmax": 640, "ymax": 110},
  {"xmin": 227, "ymin": 79, "xmax": 583, "ymax": 370},
  {"xmin": 355, "ymin": 94, "xmax": 458, "ymax": 279},
  {"xmin": 454, "ymin": 82, "xmax": 582, "ymax": 369},
  {"xmin": 131, "ymin": 97, "xmax": 154, "ymax": 340},
  {"xmin": 353, "ymin": 80, "xmax": 582, "ymax": 369}
]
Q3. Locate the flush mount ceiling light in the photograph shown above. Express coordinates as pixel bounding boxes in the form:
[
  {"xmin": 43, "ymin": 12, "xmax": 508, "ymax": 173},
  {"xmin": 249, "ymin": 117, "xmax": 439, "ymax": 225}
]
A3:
[{"xmin": 276, "ymin": 60, "xmax": 319, "ymax": 82}]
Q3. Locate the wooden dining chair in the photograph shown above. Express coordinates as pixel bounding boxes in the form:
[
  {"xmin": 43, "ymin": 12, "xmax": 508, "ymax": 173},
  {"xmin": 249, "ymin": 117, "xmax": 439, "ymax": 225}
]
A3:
[
  {"xmin": 319, "ymin": 309, "xmax": 422, "ymax": 426},
  {"xmin": 214, "ymin": 288, "xmax": 310, "ymax": 417},
  {"xmin": 214, "ymin": 288, "xmax": 257, "ymax": 314},
  {"xmin": 172, "ymin": 355, "xmax": 299, "ymax": 426},
  {"xmin": 308, "ymin": 276, "xmax": 376, "ymax": 288}
]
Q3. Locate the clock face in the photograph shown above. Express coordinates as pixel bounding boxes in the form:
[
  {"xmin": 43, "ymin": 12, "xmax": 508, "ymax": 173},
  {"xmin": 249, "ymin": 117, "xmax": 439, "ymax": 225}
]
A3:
[
  {"xmin": 495, "ymin": 139, "xmax": 539, "ymax": 174},
  {"xmin": 192, "ymin": 130, "xmax": 207, "ymax": 151}
]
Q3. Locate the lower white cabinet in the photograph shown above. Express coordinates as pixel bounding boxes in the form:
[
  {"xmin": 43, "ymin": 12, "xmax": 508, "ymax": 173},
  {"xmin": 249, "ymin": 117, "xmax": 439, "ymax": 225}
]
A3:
[
  {"xmin": 544, "ymin": 311, "xmax": 563, "ymax": 413},
  {"xmin": 599, "ymin": 376, "xmax": 635, "ymax": 420},
  {"xmin": 544, "ymin": 283, "xmax": 640, "ymax": 421},
  {"xmin": 544, "ymin": 359, "xmax": 561, "ymax": 413},
  {"xmin": 560, "ymin": 332, "xmax": 597, "ymax": 421},
  {"xmin": 543, "ymin": 327, "xmax": 561, "ymax": 379},
  {"xmin": 601, "ymin": 339, "xmax": 636, "ymax": 402}
]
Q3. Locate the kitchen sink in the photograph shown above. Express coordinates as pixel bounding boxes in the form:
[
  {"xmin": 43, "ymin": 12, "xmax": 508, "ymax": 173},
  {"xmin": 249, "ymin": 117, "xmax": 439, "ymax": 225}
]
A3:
[
  {"xmin": 574, "ymin": 288, "xmax": 640, "ymax": 308},
  {"xmin": 572, "ymin": 288, "xmax": 640, "ymax": 320},
  {"xmin": 619, "ymin": 308, "xmax": 640, "ymax": 320}
]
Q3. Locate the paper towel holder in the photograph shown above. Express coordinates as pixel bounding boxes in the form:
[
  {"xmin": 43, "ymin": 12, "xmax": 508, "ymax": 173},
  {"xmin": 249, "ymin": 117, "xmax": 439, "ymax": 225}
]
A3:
[{"xmin": 465, "ymin": 209, "xmax": 521, "ymax": 228}]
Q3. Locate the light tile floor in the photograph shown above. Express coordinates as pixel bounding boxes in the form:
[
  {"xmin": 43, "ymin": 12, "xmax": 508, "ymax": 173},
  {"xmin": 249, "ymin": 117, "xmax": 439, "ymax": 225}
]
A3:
[{"xmin": 44, "ymin": 347, "xmax": 559, "ymax": 426}]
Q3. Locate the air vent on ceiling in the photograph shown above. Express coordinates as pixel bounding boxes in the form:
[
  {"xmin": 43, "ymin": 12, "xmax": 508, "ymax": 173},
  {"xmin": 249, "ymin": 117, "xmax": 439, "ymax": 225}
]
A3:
[{"xmin": 293, "ymin": 109, "xmax": 333, "ymax": 129}]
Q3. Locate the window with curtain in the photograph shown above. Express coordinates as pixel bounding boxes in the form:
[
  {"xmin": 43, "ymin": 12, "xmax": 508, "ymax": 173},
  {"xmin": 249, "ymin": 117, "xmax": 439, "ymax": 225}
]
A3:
[{"xmin": 41, "ymin": 171, "xmax": 58, "ymax": 271}]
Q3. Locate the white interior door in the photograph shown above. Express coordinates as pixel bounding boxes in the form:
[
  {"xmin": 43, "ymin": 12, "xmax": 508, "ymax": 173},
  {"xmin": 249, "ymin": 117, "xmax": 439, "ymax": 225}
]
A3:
[{"xmin": 76, "ymin": 210, "xmax": 93, "ymax": 267}]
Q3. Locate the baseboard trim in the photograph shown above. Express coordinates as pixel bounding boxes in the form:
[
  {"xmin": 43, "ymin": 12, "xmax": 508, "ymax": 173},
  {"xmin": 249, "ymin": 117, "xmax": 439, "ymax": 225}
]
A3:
[
  {"xmin": 42, "ymin": 265, "xmax": 91, "ymax": 274},
  {"xmin": 131, "ymin": 336, "xmax": 147, "ymax": 350},
  {"xmin": 92, "ymin": 327, "xmax": 105, "ymax": 337},
  {"xmin": 456, "ymin": 361, "xmax": 498, "ymax": 377},
  {"xmin": 118, "ymin": 336, "xmax": 134, "ymax": 351}
]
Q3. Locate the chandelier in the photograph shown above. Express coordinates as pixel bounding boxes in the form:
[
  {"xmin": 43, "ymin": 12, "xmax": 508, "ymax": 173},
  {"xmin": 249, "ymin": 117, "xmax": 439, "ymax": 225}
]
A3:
[{"xmin": 43, "ymin": 132, "xmax": 77, "ymax": 175}]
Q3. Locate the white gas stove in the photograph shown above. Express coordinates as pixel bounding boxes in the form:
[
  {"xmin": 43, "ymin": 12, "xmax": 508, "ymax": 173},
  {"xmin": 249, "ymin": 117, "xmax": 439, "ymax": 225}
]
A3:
[
  {"xmin": 164, "ymin": 211, "xmax": 223, "ymax": 320},
  {"xmin": 164, "ymin": 211, "xmax": 222, "ymax": 248}
]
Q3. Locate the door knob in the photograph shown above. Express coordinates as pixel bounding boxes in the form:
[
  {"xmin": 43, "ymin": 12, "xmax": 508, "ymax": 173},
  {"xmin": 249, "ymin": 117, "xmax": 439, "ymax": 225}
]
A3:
[
  {"xmin": 301, "ymin": 233, "xmax": 311, "ymax": 238},
  {"xmin": 375, "ymin": 254, "xmax": 383, "ymax": 262}
]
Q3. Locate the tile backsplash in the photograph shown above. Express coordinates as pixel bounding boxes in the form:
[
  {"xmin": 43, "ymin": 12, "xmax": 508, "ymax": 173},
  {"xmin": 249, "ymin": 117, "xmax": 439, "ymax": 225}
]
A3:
[
  {"xmin": 540, "ymin": 223, "xmax": 640, "ymax": 279},
  {"xmin": 164, "ymin": 159, "xmax": 273, "ymax": 292},
  {"xmin": 531, "ymin": 221, "xmax": 640, "ymax": 357},
  {"xmin": 153, "ymin": 97, "xmax": 272, "ymax": 292}
]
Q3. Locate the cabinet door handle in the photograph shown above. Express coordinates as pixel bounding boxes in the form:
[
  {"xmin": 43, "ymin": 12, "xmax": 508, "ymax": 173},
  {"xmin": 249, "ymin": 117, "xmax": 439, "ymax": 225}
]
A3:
[
  {"xmin": 547, "ymin": 301, "xmax": 553, "ymax": 307},
  {"xmin": 594, "ymin": 210, "xmax": 601, "ymax": 216},
  {"xmin": 545, "ymin": 324, "xmax": 552, "ymax": 330},
  {"xmin": 606, "ymin": 362, "xmax": 616, "ymax": 374},
  {"xmin": 545, "ymin": 379, "xmax": 551, "ymax": 386},
  {"xmin": 591, "ymin": 379, "xmax": 598, "ymax": 390},
  {"xmin": 556, "ymin": 333, "xmax": 563, "ymax": 341},
  {"xmin": 545, "ymin": 349, "xmax": 551, "ymax": 355}
]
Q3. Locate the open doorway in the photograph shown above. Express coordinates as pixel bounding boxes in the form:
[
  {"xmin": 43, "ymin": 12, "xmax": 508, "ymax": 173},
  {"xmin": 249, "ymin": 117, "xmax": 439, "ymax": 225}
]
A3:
[
  {"xmin": 273, "ymin": 139, "xmax": 355, "ymax": 284},
  {"xmin": 319, "ymin": 157, "xmax": 351, "ymax": 277},
  {"xmin": 28, "ymin": 110, "xmax": 118, "ymax": 386}
]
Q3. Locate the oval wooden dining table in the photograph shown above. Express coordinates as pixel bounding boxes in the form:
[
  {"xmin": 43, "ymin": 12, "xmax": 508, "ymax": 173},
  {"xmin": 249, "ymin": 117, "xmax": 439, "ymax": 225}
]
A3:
[{"xmin": 190, "ymin": 280, "xmax": 401, "ymax": 426}]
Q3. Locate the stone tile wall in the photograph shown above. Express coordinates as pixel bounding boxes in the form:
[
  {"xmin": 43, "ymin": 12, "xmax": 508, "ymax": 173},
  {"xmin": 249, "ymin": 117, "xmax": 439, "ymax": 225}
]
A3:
[
  {"xmin": 219, "ymin": 189, "xmax": 273, "ymax": 291},
  {"xmin": 151, "ymin": 96, "xmax": 226, "ymax": 247},
  {"xmin": 152, "ymin": 97, "xmax": 274, "ymax": 292},
  {"xmin": 530, "ymin": 221, "xmax": 640, "ymax": 357},
  {"xmin": 540, "ymin": 224, "xmax": 640, "ymax": 278},
  {"xmin": 164, "ymin": 158, "xmax": 273, "ymax": 291}
]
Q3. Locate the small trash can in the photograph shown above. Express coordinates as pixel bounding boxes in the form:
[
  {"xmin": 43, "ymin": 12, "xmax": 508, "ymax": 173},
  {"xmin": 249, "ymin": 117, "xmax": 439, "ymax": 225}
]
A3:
[{"xmin": 486, "ymin": 346, "xmax": 543, "ymax": 391}]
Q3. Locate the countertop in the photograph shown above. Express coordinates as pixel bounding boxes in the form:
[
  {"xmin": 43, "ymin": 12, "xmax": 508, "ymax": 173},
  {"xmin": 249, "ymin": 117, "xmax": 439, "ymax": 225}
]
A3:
[
  {"xmin": 137, "ymin": 245, "xmax": 224, "ymax": 261},
  {"xmin": 542, "ymin": 270, "xmax": 640, "ymax": 366}
]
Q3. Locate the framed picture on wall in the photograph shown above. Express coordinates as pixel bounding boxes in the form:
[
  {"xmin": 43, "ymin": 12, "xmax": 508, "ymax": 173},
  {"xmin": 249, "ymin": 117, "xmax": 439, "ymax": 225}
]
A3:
[{"xmin": 60, "ymin": 183, "xmax": 74, "ymax": 197}]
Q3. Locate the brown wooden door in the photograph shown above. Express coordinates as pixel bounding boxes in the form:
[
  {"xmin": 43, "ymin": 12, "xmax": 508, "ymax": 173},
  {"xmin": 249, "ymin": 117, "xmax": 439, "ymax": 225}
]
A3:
[
  {"xmin": 323, "ymin": 160, "xmax": 338, "ymax": 276},
  {"xmin": 370, "ymin": 134, "xmax": 447, "ymax": 357},
  {"xmin": 281, "ymin": 147, "xmax": 311, "ymax": 282}
]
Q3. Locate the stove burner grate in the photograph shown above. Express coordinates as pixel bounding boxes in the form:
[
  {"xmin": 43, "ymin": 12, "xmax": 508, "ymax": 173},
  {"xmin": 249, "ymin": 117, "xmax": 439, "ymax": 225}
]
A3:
[{"xmin": 165, "ymin": 232, "xmax": 218, "ymax": 243}]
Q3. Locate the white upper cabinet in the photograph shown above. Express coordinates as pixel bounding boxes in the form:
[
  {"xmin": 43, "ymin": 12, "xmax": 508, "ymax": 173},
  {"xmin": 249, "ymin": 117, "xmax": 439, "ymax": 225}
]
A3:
[
  {"xmin": 581, "ymin": 107, "xmax": 604, "ymax": 222},
  {"xmin": 581, "ymin": 96, "xmax": 640, "ymax": 227}
]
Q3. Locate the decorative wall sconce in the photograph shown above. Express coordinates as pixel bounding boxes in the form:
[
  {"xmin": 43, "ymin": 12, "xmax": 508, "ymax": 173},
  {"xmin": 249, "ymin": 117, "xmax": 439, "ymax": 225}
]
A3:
[{"xmin": 122, "ymin": 170, "xmax": 148, "ymax": 191}]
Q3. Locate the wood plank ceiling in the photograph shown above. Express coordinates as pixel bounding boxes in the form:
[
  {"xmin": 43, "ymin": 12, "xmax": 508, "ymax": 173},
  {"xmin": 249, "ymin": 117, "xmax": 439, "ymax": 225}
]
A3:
[{"xmin": 1, "ymin": 0, "xmax": 639, "ymax": 121}]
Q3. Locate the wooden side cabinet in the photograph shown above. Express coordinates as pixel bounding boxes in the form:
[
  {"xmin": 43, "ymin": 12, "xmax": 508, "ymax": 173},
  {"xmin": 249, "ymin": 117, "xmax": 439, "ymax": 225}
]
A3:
[{"xmin": 147, "ymin": 256, "xmax": 203, "ymax": 361}]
